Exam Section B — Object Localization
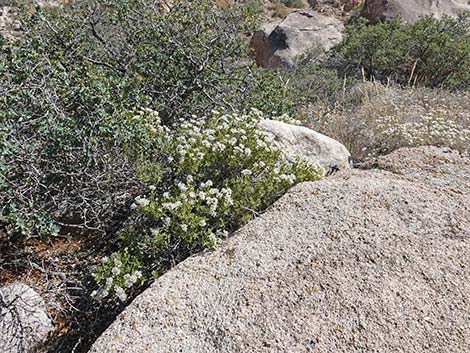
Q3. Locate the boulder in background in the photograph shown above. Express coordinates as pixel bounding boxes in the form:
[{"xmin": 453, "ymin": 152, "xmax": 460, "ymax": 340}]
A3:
[
  {"xmin": 250, "ymin": 10, "xmax": 344, "ymax": 69},
  {"xmin": 360, "ymin": 0, "xmax": 470, "ymax": 23}
]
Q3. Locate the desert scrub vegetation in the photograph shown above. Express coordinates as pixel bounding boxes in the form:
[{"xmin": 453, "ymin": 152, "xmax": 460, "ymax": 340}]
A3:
[
  {"xmin": 0, "ymin": 1, "xmax": 311, "ymax": 349},
  {"xmin": 0, "ymin": 0, "xmax": 298, "ymax": 242},
  {"xmin": 268, "ymin": 0, "xmax": 305, "ymax": 18},
  {"xmin": 93, "ymin": 109, "xmax": 324, "ymax": 300},
  {"xmin": 332, "ymin": 13, "xmax": 470, "ymax": 89},
  {"xmin": 304, "ymin": 82, "xmax": 470, "ymax": 161},
  {"xmin": 0, "ymin": 1, "xmax": 321, "ymax": 350}
]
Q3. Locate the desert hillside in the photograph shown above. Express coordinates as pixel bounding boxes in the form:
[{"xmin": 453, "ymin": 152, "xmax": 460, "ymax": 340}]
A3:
[{"xmin": 1, "ymin": 1, "xmax": 469, "ymax": 352}]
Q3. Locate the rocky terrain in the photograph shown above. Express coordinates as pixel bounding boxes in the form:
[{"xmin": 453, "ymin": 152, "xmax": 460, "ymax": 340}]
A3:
[
  {"xmin": 361, "ymin": 0, "xmax": 470, "ymax": 23},
  {"xmin": 1, "ymin": 0, "xmax": 469, "ymax": 352},
  {"xmin": 250, "ymin": 0, "xmax": 470, "ymax": 68},
  {"xmin": 90, "ymin": 146, "xmax": 470, "ymax": 352}
]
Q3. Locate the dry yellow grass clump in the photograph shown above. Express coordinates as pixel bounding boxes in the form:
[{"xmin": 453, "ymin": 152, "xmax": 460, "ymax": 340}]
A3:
[{"xmin": 305, "ymin": 82, "xmax": 470, "ymax": 161}]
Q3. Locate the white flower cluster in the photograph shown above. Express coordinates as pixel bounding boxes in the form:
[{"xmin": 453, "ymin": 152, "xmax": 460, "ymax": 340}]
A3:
[
  {"xmin": 172, "ymin": 110, "xmax": 281, "ymax": 166},
  {"xmin": 95, "ymin": 108, "xmax": 324, "ymax": 303},
  {"xmin": 131, "ymin": 195, "xmax": 150, "ymax": 210},
  {"xmin": 132, "ymin": 107, "xmax": 167, "ymax": 135},
  {"xmin": 376, "ymin": 113, "xmax": 470, "ymax": 153},
  {"xmin": 275, "ymin": 112, "xmax": 302, "ymax": 126},
  {"xmin": 92, "ymin": 255, "xmax": 142, "ymax": 302},
  {"xmin": 160, "ymin": 178, "xmax": 233, "ymax": 219}
]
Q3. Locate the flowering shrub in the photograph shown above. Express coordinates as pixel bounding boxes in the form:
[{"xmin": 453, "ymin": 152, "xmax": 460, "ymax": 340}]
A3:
[
  {"xmin": 374, "ymin": 113, "xmax": 470, "ymax": 155},
  {"xmin": 0, "ymin": 0, "xmax": 298, "ymax": 241},
  {"xmin": 305, "ymin": 82, "xmax": 470, "ymax": 161},
  {"xmin": 94, "ymin": 110, "xmax": 324, "ymax": 300}
]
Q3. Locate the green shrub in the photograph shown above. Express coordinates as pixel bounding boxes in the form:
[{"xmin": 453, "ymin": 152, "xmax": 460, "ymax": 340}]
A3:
[
  {"xmin": 0, "ymin": 0, "xmax": 296, "ymax": 240},
  {"xmin": 332, "ymin": 13, "xmax": 470, "ymax": 89},
  {"xmin": 286, "ymin": 52, "xmax": 360, "ymax": 114},
  {"xmin": 93, "ymin": 109, "xmax": 324, "ymax": 300}
]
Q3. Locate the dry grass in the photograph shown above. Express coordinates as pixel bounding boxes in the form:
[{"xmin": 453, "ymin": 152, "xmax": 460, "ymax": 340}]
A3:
[
  {"xmin": 303, "ymin": 82, "xmax": 470, "ymax": 161},
  {"xmin": 267, "ymin": 0, "xmax": 306, "ymax": 18}
]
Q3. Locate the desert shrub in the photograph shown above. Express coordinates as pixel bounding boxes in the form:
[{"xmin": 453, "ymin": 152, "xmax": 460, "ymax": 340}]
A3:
[
  {"xmin": 286, "ymin": 53, "xmax": 360, "ymax": 116},
  {"xmin": 0, "ymin": 0, "xmax": 296, "ymax": 241},
  {"xmin": 309, "ymin": 0, "xmax": 362, "ymax": 12},
  {"xmin": 268, "ymin": 0, "xmax": 304, "ymax": 18},
  {"xmin": 280, "ymin": 0, "xmax": 304, "ymax": 8},
  {"xmin": 93, "ymin": 110, "xmax": 324, "ymax": 300},
  {"xmin": 307, "ymin": 82, "xmax": 470, "ymax": 161},
  {"xmin": 332, "ymin": 13, "xmax": 470, "ymax": 89}
]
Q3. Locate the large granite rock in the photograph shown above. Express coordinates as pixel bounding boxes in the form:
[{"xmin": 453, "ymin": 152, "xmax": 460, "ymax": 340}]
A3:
[
  {"xmin": 360, "ymin": 0, "xmax": 470, "ymax": 24},
  {"xmin": 90, "ymin": 147, "xmax": 470, "ymax": 353},
  {"xmin": 0, "ymin": 283, "xmax": 53, "ymax": 353},
  {"xmin": 259, "ymin": 119, "xmax": 351, "ymax": 171},
  {"xmin": 250, "ymin": 10, "xmax": 344, "ymax": 69}
]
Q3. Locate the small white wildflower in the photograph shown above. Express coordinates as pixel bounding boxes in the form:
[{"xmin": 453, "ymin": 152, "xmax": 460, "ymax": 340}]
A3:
[
  {"xmin": 149, "ymin": 185, "xmax": 156, "ymax": 191},
  {"xmin": 135, "ymin": 196, "xmax": 150, "ymax": 207},
  {"xmin": 208, "ymin": 232, "xmax": 218, "ymax": 243},
  {"xmin": 241, "ymin": 169, "xmax": 252, "ymax": 176},
  {"xmin": 111, "ymin": 267, "xmax": 121, "ymax": 276},
  {"xmin": 101, "ymin": 256, "xmax": 109, "ymax": 265},
  {"xmin": 199, "ymin": 219, "xmax": 207, "ymax": 227},
  {"xmin": 213, "ymin": 142, "xmax": 226, "ymax": 151},
  {"xmin": 177, "ymin": 182, "xmax": 188, "ymax": 191},
  {"xmin": 113, "ymin": 257, "xmax": 122, "ymax": 267},
  {"xmin": 124, "ymin": 274, "xmax": 137, "ymax": 288},
  {"xmin": 115, "ymin": 285, "xmax": 127, "ymax": 302},
  {"xmin": 181, "ymin": 224, "xmax": 188, "ymax": 232}
]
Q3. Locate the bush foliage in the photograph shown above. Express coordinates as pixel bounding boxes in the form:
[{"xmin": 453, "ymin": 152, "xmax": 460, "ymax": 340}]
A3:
[
  {"xmin": 0, "ymin": 0, "xmax": 296, "ymax": 241},
  {"xmin": 94, "ymin": 109, "xmax": 324, "ymax": 300},
  {"xmin": 332, "ymin": 13, "xmax": 470, "ymax": 89}
]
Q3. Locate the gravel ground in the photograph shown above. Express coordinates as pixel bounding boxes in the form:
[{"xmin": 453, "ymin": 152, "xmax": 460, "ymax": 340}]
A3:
[{"xmin": 90, "ymin": 147, "xmax": 470, "ymax": 353}]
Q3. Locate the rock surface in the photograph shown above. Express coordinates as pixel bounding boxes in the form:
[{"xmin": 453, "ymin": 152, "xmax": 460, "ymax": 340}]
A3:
[
  {"xmin": 259, "ymin": 119, "xmax": 351, "ymax": 170},
  {"xmin": 250, "ymin": 10, "xmax": 344, "ymax": 69},
  {"xmin": 0, "ymin": 283, "xmax": 53, "ymax": 353},
  {"xmin": 360, "ymin": 0, "xmax": 470, "ymax": 23},
  {"xmin": 0, "ymin": 7, "xmax": 21, "ymax": 41},
  {"xmin": 90, "ymin": 147, "xmax": 470, "ymax": 353},
  {"xmin": 360, "ymin": 146, "xmax": 470, "ymax": 194}
]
